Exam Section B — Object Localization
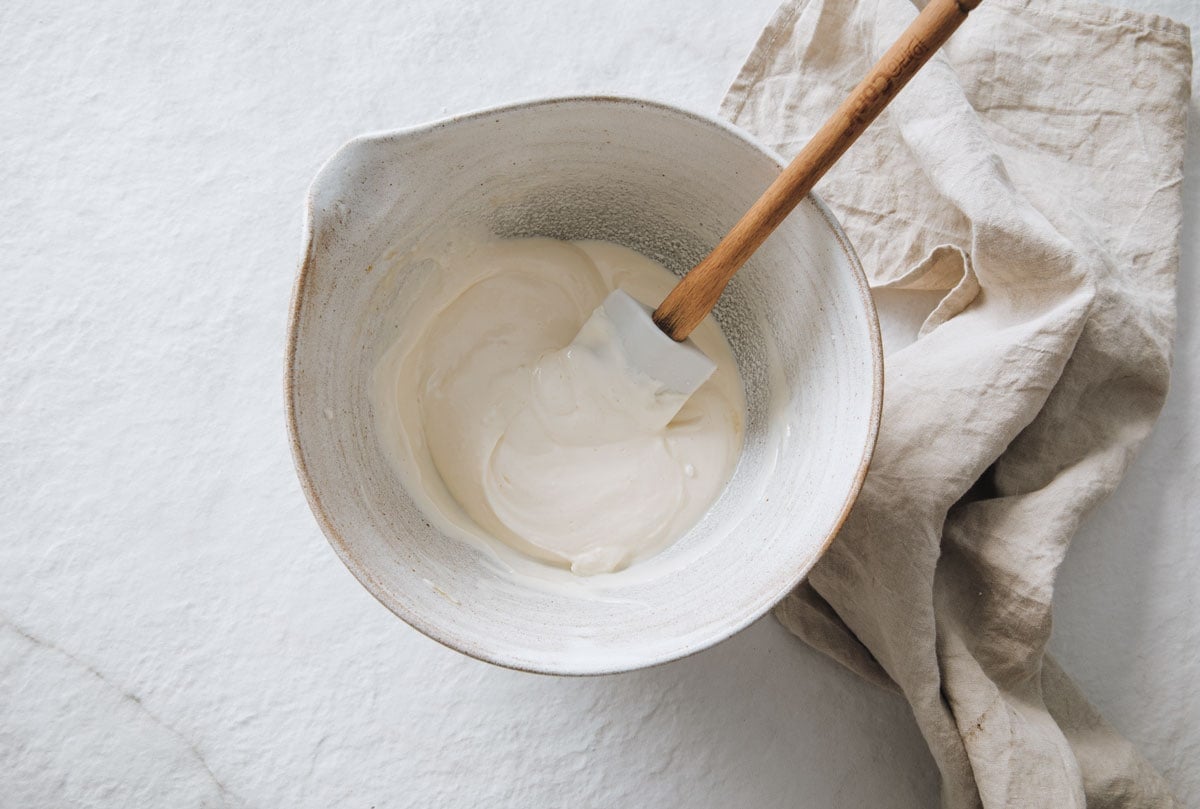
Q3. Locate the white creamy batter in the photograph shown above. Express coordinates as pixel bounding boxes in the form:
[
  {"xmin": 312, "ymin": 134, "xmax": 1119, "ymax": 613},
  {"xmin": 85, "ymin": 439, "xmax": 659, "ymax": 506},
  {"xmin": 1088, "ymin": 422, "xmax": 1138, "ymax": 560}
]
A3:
[{"xmin": 371, "ymin": 238, "xmax": 745, "ymax": 575}]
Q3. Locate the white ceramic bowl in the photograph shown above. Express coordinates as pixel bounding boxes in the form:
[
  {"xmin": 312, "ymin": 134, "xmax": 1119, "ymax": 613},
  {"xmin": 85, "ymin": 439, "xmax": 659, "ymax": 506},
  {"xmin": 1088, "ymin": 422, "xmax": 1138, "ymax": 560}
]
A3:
[{"xmin": 286, "ymin": 97, "xmax": 881, "ymax": 674}]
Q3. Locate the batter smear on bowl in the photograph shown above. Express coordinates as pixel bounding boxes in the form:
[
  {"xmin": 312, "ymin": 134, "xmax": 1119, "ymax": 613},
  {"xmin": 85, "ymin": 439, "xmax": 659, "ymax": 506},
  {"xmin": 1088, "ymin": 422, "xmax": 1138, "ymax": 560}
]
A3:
[{"xmin": 371, "ymin": 238, "xmax": 745, "ymax": 574}]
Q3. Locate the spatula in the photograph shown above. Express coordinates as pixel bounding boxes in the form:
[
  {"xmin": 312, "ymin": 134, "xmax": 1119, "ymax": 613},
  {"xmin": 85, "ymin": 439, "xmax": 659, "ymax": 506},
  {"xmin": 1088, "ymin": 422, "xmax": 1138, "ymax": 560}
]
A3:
[{"xmin": 578, "ymin": 0, "xmax": 982, "ymax": 402}]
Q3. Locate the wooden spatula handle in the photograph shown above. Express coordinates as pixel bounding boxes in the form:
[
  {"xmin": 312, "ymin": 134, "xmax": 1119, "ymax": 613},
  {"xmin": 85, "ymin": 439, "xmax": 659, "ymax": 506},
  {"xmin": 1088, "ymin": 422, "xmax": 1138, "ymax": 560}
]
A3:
[{"xmin": 653, "ymin": 0, "xmax": 982, "ymax": 340}]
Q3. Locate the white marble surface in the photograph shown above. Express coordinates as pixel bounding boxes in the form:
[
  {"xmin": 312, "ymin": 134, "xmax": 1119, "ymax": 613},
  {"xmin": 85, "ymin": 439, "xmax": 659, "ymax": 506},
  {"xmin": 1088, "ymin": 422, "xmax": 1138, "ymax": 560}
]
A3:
[{"xmin": 1, "ymin": 1, "xmax": 1195, "ymax": 806}]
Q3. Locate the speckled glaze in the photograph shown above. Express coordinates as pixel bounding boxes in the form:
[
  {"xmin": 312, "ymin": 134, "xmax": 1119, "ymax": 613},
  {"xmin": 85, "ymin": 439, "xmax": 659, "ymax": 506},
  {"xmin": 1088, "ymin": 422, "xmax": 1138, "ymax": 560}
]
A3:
[{"xmin": 285, "ymin": 97, "xmax": 882, "ymax": 675}]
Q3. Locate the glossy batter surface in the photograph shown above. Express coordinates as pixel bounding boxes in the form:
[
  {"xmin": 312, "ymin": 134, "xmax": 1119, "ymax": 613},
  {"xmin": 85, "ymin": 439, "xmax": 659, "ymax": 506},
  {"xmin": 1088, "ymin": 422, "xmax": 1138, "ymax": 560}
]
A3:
[{"xmin": 372, "ymin": 239, "xmax": 745, "ymax": 574}]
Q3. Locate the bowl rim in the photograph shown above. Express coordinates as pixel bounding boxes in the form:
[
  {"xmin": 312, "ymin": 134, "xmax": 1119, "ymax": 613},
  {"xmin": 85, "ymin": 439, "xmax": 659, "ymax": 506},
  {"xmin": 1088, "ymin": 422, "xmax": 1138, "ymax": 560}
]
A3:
[{"xmin": 284, "ymin": 94, "xmax": 883, "ymax": 675}]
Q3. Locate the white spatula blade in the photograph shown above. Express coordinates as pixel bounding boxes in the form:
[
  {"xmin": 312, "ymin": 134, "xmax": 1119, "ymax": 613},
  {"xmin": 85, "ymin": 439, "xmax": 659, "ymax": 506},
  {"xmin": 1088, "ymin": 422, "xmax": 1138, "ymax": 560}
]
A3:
[{"xmin": 585, "ymin": 289, "xmax": 717, "ymax": 399}]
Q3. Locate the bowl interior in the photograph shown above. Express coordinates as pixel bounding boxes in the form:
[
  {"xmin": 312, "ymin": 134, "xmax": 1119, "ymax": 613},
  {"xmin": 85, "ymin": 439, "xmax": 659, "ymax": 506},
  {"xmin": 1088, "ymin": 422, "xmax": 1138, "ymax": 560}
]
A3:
[{"xmin": 287, "ymin": 98, "xmax": 880, "ymax": 674}]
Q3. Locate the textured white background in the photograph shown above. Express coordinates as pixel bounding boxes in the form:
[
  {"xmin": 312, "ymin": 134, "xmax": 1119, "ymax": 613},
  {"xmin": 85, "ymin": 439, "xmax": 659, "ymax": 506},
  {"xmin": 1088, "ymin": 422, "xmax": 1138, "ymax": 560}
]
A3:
[{"xmin": 1, "ymin": 1, "xmax": 1196, "ymax": 806}]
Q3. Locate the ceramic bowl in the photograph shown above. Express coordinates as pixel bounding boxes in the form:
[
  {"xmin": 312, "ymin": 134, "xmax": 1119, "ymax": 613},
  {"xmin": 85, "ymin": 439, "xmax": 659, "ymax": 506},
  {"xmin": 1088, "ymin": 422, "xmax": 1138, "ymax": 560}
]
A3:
[{"xmin": 286, "ymin": 97, "xmax": 881, "ymax": 674}]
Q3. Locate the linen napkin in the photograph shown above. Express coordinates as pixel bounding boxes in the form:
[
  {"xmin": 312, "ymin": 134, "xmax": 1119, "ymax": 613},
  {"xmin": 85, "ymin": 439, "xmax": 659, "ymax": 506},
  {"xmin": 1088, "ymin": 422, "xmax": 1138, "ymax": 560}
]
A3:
[{"xmin": 720, "ymin": 0, "xmax": 1192, "ymax": 806}]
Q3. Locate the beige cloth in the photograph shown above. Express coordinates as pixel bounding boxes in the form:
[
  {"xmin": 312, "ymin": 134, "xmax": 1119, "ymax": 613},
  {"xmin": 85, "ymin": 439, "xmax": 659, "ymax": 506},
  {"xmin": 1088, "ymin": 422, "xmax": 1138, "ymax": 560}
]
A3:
[{"xmin": 720, "ymin": 1, "xmax": 1193, "ymax": 806}]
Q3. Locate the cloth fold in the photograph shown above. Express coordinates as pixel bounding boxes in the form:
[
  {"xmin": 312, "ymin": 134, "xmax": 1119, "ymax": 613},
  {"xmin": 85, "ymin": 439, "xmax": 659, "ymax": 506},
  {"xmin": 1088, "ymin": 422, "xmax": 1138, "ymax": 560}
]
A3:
[{"xmin": 720, "ymin": 1, "xmax": 1192, "ymax": 806}]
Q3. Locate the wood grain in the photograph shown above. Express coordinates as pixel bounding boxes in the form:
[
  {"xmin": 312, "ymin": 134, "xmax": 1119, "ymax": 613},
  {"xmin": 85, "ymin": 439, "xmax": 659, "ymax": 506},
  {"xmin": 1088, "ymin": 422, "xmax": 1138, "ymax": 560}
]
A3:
[{"xmin": 653, "ymin": 0, "xmax": 982, "ymax": 340}]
